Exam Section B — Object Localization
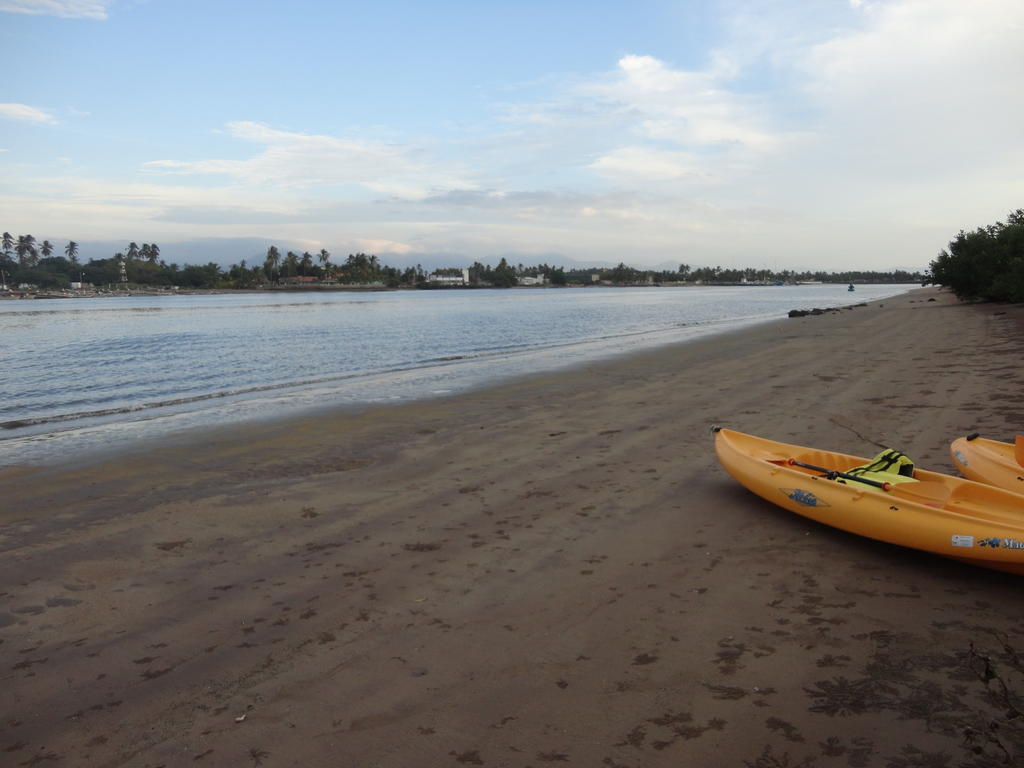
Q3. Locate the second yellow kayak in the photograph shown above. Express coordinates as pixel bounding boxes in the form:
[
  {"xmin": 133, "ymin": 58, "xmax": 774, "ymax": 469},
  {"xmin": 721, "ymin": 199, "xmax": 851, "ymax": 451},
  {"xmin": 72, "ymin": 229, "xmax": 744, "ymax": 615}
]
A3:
[{"xmin": 950, "ymin": 433, "xmax": 1024, "ymax": 493}]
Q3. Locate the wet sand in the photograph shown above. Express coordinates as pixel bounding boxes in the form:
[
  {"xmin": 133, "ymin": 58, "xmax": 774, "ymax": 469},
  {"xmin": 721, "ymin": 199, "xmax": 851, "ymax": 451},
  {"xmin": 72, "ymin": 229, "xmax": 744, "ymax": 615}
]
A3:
[{"xmin": 2, "ymin": 287, "xmax": 1023, "ymax": 767}]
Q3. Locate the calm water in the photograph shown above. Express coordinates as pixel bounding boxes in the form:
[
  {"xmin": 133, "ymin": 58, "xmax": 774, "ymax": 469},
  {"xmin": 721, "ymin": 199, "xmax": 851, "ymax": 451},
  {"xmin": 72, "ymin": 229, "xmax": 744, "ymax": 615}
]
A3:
[{"xmin": 0, "ymin": 284, "xmax": 909, "ymax": 465}]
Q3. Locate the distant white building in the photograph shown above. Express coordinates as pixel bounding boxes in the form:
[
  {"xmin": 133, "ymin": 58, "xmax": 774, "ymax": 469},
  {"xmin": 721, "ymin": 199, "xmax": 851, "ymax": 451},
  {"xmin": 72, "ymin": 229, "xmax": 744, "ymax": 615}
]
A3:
[
  {"xmin": 428, "ymin": 268, "xmax": 469, "ymax": 285},
  {"xmin": 518, "ymin": 274, "xmax": 546, "ymax": 286}
]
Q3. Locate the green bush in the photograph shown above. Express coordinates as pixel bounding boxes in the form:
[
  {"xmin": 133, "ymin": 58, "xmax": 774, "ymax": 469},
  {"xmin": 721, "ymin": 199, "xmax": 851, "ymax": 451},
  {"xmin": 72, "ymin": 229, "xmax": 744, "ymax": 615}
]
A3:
[{"xmin": 928, "ymin": 210, "xmax": 1024, "ymax": 302}]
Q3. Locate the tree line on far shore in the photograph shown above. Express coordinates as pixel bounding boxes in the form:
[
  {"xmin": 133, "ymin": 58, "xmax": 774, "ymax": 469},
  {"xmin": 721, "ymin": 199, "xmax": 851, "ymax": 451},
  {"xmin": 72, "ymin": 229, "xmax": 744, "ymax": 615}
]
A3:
[
  {"xmin": 2, "ymin": 231, "xmax": 925, "ymax": 291},
  {"xmin": 927, "ymin": 209, "xmax": 1024, "ymax": 302}
]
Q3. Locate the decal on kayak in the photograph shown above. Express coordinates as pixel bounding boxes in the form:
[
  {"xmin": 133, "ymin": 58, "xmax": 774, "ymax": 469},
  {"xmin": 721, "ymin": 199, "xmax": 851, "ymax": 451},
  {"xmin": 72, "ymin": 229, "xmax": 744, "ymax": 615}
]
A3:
[
  {"xmin": 782, "ymin": 488, "xmax": 830, "ymax": 507},
  {"xmin": 951, "ymin": 535, "xmax": 975, "ymax": 548},
  {"xmin": 952, "ymin": 449, "xmax": 968, "ymax": 466},
  {"xmin": 979, "ymin": 537, "xmax": 1024, "ymax": 550}
]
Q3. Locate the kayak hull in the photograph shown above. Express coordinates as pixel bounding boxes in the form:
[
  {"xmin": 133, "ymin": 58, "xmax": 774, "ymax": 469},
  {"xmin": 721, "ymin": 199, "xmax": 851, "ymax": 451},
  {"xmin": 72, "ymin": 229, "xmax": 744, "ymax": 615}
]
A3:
[
  {"xmin": 950, "ymin": 435, "xmax": 1024, "ymax": 494},
  {"xmin": 714, "ymin": 428, "xmax": 1024, "ymax": 576}
]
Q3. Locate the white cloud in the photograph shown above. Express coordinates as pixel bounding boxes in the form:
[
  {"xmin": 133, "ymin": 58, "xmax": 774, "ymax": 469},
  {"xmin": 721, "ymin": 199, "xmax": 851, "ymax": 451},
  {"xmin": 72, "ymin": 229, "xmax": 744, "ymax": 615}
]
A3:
[
  {"xmin": 0, "ymin": 103, "xmax": 57, "ymax": 124},
  {"xmin": 578, "ymin": 205, "xmax": 656, "ymax": 222},
  {"xmin": 586, "ymin": 54, "xmax": 782, "ymax": 152},
  {"xmin": 144, "ymin": 121, "xmax": 476, "ymax": 200},
  {"xmin": 0, "ymin": 174, "xmax": 358, "ymax": 247},
  {"xmin": 616, "ymin": 53, "xmax": 699, "ymax": 94},
  {"xmin": 0, "ymin": 0, "xmax": 109, "ymax": 18},
  {"xmin": 588, "ymin": 146, "xmax": 706, "ymax": 183},
  {"xmin": 353, "ymin": 239, "xmax": 413, "ymax": 255},
  {"xmin": 793, "ymin": 0, "xmax": 1024, "ymax": 211}
]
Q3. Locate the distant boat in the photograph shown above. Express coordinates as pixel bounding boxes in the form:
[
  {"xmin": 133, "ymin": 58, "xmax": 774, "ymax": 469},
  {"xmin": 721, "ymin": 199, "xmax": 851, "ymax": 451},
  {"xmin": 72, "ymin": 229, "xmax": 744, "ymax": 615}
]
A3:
[{"xmin": 848, "ymin": 283, "xmax": 855, "ymax": 291}]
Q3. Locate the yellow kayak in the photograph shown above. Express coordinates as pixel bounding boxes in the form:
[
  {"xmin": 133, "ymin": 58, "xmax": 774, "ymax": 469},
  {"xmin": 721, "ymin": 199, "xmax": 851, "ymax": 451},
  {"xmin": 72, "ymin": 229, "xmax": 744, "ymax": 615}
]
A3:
[
  {"xmin": 950, "ymin": 433, "xmax": 1024, "ymax": 494},
  {"xmin": 714, "ymin": 427, "xmax": 1024, "ymax": 576}
]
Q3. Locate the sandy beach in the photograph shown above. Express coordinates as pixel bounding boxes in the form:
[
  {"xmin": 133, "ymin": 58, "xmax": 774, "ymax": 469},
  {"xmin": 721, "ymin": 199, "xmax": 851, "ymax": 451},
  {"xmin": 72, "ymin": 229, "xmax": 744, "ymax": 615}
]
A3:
[{"xmin": 2, "ymin": 286, "xmax": 1023, "ymax": 767}]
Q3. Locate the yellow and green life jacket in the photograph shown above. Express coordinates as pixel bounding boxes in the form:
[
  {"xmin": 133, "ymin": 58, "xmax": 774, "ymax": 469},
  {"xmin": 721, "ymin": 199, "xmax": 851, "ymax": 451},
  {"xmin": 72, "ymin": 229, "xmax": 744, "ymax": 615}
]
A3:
[{"xmin": 837, "ymin": 448, "xmax": 918, "ymax": 488}]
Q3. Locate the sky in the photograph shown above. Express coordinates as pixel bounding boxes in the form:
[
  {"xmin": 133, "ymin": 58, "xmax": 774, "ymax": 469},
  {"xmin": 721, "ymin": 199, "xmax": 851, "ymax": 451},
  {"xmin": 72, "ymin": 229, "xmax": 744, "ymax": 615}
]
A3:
[{"xmin": 1, "ymin": 0, "xmax": 1023, "ymax": 272}]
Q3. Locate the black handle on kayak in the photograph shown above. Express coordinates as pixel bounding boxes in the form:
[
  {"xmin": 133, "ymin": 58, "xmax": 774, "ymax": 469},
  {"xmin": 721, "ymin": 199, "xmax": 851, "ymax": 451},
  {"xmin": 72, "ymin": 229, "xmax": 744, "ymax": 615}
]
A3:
[{"xmin": 786, "ymin": 458, "xmax": 892, "ymax": 491}]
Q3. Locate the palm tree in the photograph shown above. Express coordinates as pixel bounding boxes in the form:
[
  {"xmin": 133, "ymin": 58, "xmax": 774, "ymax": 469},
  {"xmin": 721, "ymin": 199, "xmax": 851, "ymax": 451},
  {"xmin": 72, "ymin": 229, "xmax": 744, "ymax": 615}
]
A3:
[
  {"xmin": 264, "ymin": 245, "xmax": 280, "ymax": 282},
  {"xmin": 1, "ymin": 232, "xmax": 13, "ymax": 257},
  {"xmin": 300, "ymin": 251, "xmax": 313, "ymax": 276},
  {"xmin": 318, "ymin": 248, "xmax": 330, "ymax": 273},
  {"xmin": 149, "ymin": 243, "xmax": 160, "ymax": 263},
  {"xmin": 16, "ymin": 235, "xmax": 37, "ymax": 267},
  {"xmin": 41, "ymin": 240, "xmax": 53, "ymax": 258},
  {"xmin": 65, "ymin": 241, "xmax": 79, "ymax": 265},
  {"xmin": 126, "ymin": 242, "xmax": 140, "ymax": 260},
  {"xmin": 284, "ymin": 251, "xmax": 298, "ymax": 278}
]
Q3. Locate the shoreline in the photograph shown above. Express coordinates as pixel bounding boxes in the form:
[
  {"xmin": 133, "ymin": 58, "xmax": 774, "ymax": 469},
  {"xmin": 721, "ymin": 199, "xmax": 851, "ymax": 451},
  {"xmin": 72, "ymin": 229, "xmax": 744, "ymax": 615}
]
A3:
[
  {"xmin": 0, "ymin": 283, "xmax": 910, "ymax": 470},
  {"xmin": 0, "ymin": 280, "xmax": 922, "ymax": 300},
  {"xmin": 2, "ymin": 286, "xmax": 1024, "ymax": 766}
]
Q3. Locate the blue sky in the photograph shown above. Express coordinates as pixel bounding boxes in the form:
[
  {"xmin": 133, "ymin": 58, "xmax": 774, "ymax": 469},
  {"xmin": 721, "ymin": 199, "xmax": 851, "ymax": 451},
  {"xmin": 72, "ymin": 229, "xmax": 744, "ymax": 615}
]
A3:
[{"xmin": 2, "ymin": 0, "xmax": 1022, "ymax": 270}]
